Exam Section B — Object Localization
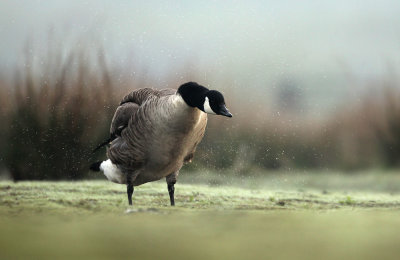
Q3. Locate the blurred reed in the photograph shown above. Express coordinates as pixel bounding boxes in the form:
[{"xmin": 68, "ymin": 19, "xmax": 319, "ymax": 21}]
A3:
[
  {"xmin": 0, "ymin": 44, "xmax": 399, "ymax": 180},
  {"xmin": 0, "ymin": 44, "xmax": 120, "ymax": 180}
]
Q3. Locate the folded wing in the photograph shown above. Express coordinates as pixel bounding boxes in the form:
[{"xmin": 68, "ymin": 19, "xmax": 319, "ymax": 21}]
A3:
[{"xmin": 107, "ymin": 88, "xmax": 176, "ymax": 171}]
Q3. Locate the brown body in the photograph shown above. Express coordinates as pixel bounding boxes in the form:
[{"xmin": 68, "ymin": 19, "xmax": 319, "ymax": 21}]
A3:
[{"xmin": 106, "ymin": 88, "xmax": 207, "ymax": 186}]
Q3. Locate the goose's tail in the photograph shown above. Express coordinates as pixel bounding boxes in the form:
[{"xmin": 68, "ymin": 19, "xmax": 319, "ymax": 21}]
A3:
[
  {"xmin": 89, "ymin": 159, "xmax": 125, "ymax": 184},
  {"xmin": 89, "ymin": 161, "xmax": 103, "ymax": 172}
]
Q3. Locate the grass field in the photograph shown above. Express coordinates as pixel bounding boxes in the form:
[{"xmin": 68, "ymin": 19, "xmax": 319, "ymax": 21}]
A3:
[{"xmin": 1, "ymin": 172, "xmax": 400, "ymax": 259}]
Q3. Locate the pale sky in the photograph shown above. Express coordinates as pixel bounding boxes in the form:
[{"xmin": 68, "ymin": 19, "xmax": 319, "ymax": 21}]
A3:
[{"xmin": 1, "ymin": 0, "xmax": 400, "ymax": 113}]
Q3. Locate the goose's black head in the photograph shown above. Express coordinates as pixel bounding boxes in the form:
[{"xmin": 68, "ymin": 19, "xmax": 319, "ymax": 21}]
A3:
[{"xmin": 177, "ymin": 82, "xmax": 232, "ymax": 117}]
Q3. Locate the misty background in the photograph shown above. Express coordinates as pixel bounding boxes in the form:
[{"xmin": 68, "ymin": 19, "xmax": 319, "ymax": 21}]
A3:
[{"xmin": 1, "ymin": 0, "xmax": 400, "ymax": 180}]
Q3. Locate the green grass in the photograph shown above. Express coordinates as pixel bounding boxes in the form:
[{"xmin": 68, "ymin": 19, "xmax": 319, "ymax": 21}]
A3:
[{"xmin": 1, "ymin": 176, "xmax": 400, "ymax": 260}]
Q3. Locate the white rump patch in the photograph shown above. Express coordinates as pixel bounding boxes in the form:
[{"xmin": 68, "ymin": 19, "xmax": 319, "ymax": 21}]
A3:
[
  {"xmin": 203, "ymin": 97, "xmax": 216, "ymax": 114},
  {"xmin": 100, "ymin": 159, "xmax": 125, "ymax": 184}
]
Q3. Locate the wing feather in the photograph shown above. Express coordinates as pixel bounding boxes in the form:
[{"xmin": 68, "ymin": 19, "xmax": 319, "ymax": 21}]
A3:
[{"xmin": 107, "ymin": 88, "xmax": 176, "ymax": 171}]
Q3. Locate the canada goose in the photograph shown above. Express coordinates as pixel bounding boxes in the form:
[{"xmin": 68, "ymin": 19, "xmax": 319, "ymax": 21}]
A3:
[{"xmin": 90, "ymin": 82, "xmax": 232, "ymax": 206}]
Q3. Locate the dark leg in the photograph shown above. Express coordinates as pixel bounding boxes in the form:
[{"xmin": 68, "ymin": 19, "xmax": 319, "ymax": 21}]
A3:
[
  {"xmin": 166, "ymin": 172, "xmax": 178, "ymax": 206},
  {"xmin": 127, "ymin": 184, "xmax": 134, "ymax": 205},
  {"xmin": 168, "ymin": 183, "xmax": 175, "ymax": 206}
]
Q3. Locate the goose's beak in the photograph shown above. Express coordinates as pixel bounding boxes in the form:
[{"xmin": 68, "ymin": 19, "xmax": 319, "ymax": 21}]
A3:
[{"xmin": 219, "ymin": 105, "xmax": 232, "ymax": 118}]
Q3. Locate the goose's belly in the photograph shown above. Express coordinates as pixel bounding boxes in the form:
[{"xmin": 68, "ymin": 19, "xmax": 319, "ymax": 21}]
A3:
[
  {"xmin": 133, "ymin": 112, "xmax": 207, "ymax": 186},
  {"xmin": 133, "ymin": 138, "xmax": 197, "ymax": 185},
  {"xmin": 133, "ymin": 162, "xmax": 182, "ymax": 186}
]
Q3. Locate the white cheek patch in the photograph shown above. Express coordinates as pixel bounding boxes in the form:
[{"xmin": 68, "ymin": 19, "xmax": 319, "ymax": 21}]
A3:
[{"xmin": 203, "ymin": 97, "xmax": 216, "ymax": 114}]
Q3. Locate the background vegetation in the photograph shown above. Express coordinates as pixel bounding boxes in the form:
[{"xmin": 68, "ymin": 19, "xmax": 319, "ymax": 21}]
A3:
[{"xmin": 0, "ymin": 43, "xmax": 399, "ymax": 180}]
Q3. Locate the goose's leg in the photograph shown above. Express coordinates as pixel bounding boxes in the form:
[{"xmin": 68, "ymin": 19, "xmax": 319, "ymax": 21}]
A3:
[
  {"xmin": 168, "ymin": 183, "xmax": 175, "ymax": 206},
  {"xmin": 127, "ymin": 184, "xmax": 134, "ymax": 205},
  {"xmin": 166, "ymin": 172, "xmax": 178, "ymax": 206}
]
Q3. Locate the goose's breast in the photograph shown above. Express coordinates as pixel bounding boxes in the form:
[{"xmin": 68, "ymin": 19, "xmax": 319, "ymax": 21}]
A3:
[{"xmin": 143, "ymin": 110, "xmax": 207, "ymax": 179}]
